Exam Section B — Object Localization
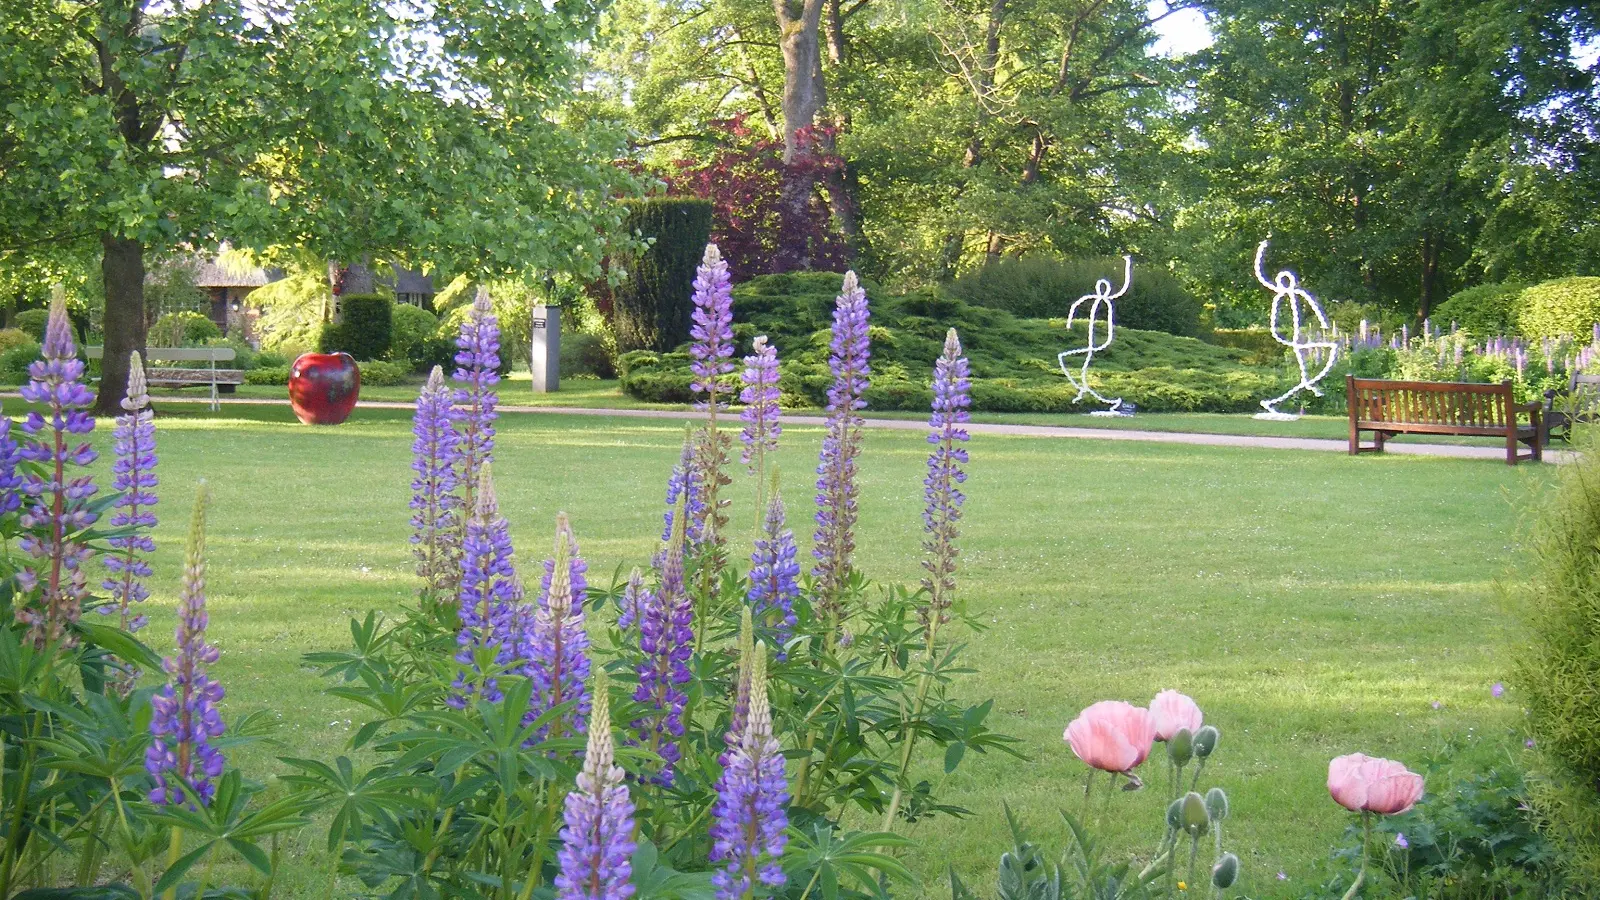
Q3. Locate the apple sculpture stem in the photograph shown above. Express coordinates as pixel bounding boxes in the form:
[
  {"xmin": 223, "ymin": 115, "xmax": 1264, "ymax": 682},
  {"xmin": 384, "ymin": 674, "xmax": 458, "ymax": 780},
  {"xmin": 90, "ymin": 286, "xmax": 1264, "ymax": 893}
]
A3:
[{"xmin": 289, "ymin": 352, "xmax": 361, "ymax": 425}]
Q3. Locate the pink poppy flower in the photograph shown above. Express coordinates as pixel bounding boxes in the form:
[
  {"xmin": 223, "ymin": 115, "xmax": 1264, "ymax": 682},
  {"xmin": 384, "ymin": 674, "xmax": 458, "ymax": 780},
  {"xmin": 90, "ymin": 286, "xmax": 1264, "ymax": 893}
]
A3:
[
  {"xmin": 1327, "ymin": 753, "xmax": 1424, "ymax": 815},
  {"xmin": 1064, "ymin": 701, "xmax": 1156, "ymax": 773},
  {"xmin": 1149, "ymin": 690, "xmax": 1203, "ymax": 741}
]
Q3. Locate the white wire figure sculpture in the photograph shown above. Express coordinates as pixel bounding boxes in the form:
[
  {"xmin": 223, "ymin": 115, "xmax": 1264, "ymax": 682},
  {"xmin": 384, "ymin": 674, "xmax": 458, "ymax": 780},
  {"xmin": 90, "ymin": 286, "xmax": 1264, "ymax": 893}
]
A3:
[
  {"xmin": 1057, "ymin": 256, "xmax": 1134, "ymax": 416},
  {"xmin": 1252, "ymin": 239, "xmax": 1338, "ymax": 420}
]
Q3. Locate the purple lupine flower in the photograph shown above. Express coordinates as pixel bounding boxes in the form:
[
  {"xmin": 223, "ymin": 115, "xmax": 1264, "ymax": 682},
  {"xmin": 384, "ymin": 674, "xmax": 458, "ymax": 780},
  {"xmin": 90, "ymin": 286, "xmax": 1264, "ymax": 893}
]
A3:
[
  {"xmin": 412, "ymin": 366, "xmax": 462, "ymax": 599},
  {"xmin": 452, "ymin": 466, "xmax": 519, "ymax": 706},
  {"xmin": 728, "ymin": 607, "xmax": 755, "ymax": 747},
  {"xmin": 146, "ymin": 485, "xmax": 226, "ymax": 806},
  {"xmin": 920, "ymin": 330, "xmax": 971, "ymax": 636},
  {"xmin": 747, "ymin": 490, "xmax": 798, "ymax": 656},
  {"xmin": 633, "ymin": 510, "xmax": 694, "ymax": 784},
  {"xmin": 661, "ymin": 431, "xmax": 705, "ymax": 548},
  {"xmin": 739, "ymin": 335, "xmax": 782, "ymax": 472},
  {"xmin": 556, "ymin": 672, "xmax": 636, "ymax": 900},
  {"xmin": 690, "ymin": 244, "xmax": 736, "ymax": 415},
  {"xmin": 102, "ymin": 354, "xmax": 158, "ymax": 695},
  {"xmin": 1492, "ymin": 682, "xmax": 1505, "ymax": 698},
  {"xmin": 616, "ymin": 567, "xmax": 645, "ymax": 631},
  {"xmin": 15, "ymin": 297, "xmax": 98, "ymax": 649},
  {"xmin": 523, "ymin": 514, "xmax": 592, "ymax": 739},
  {"xmin": 452, "ymin": 288, "xmax": 501, "ymax": 521},
  {"xmin": 813, "ymin": 272, "xmax": 871, "ymax": 633},
  {"xmin": 710, "ymin": 648, "xmax": 788, "ymax": 900},
  {"xmin": 0, "ymin": 417, "xmax": 21, "ymax": 516}
]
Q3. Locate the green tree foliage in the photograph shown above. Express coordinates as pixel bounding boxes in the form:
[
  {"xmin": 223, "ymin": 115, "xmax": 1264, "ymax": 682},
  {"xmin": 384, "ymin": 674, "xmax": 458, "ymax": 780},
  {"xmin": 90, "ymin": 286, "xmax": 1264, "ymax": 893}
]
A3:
[
  {"xmin": 0, "ymin": 0, "xmax": 638, "ymax": 413},
  {"xmin": 1516, "ymin": 278, "xmax": 1600, "ymax": 339},
  {"xmin": 319, "ymin": 294, "xmax": 393, "ymax": 361},
  {"xmin": 948, "ymin": 257, "xmax": 1203, "ymax": 336},
  {"xmin": 151, "ymin": 311, "xmax": 223, "ymax": 346},
  {"xmin": 389, "ymin": 302, "xmax": 439, "ymax": 368},
  {"xmin": 1184, "ymin": 0, "xmax": 1599, "ymax": 322},
  {"xmin": 612, "ymin": 198, "xmax": 715, "ymax": 353}
]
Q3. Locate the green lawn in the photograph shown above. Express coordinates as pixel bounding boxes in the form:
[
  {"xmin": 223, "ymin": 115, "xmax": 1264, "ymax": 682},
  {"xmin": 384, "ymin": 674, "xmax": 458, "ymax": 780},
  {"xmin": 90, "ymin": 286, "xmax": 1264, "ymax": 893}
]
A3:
[{"xmin": 38, "ymin": 400, "xmax": 1549, "ymax": 898}]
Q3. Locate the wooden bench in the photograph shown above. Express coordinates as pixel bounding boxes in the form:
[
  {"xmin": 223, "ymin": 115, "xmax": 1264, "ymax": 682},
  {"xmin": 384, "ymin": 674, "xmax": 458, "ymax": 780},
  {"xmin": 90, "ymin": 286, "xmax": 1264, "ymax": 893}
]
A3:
[
  {"xmin": 1542, "ymin": 372, "xmax": 1600, "ymax": 445},
  {"xmin": 87, "ymin": 347, "xmax": 242, "ymax": 412},
  {"xmin": 1347, "ymin": 376, "xmax": 1542, "ymax": 466}
]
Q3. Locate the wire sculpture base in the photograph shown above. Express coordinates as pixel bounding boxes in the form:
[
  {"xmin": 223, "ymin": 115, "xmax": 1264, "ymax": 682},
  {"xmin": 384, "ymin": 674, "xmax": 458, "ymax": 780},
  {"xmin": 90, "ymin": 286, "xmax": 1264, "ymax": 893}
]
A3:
[
  {"xmin": 1089, "ymin": 408, "xmax": 1135, "ymax": 418},
  {"xmin": 1252, "ymin": 411, "xmax": 1302, "ymax": 422}
]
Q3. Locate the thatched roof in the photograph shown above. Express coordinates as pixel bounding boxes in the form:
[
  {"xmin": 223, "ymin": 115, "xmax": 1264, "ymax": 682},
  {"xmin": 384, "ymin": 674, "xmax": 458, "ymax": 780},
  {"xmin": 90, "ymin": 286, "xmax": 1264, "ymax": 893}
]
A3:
[{"xmin": 193, "ymin": 258, "xmax": 273, "ymax": 288}]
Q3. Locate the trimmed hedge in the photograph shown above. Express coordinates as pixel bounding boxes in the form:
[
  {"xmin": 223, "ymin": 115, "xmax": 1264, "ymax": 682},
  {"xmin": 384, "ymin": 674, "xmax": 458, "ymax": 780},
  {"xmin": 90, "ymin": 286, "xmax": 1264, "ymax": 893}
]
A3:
[
  {"xmin": 13, "ymin": 309, "xmax": 49, "ymax": 341},
  {"xmin": 948, "ymin": 256, "xmax": 1203, "ymax": 337},
  {"xmin": 390, "ymin": 303, "xmax": 439, "ymax": 368},
  {"xmin": 614, "ymin": 198, "xmax": 714, "ymax": 354},
  {"xmin": 319, "ymin": 294, "xmax": 394, "ymax": 361},
  {"xmin": 1433, "ymin": 282, "xmax": 1529, "ymax": 337},
  {"xmin": 1517, "ymin": 277, "xmax": 1600, "ymax": 340},
  {"xmin": 151, "ymin": 310, "xmax": 222, "ymax": 345},
  {"xmin": 619, "ymin": 271, "xmax": 1284, "ymax": 413}
]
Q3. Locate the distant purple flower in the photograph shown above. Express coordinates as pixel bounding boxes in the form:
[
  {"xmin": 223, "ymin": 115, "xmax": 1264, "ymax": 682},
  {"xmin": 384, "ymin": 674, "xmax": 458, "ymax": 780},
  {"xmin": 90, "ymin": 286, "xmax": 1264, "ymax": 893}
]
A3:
[
  {"xmin": 1394, "ymin": 833, "xmax": 1409, "ymax": 850},
  {"xmin": 0, "ymin": 417, "xmax": 21, "ymax": 515},
  {"xmin": 661, "ymin": 432, "xmax": 704, "ymax": 548},
  {"xmin": 453, "ymin": 466, "xmax": 518, "ymax": 706},
  {"xmin": 690, "ymin": 244, "xmax": 736, "ymax": 414},
  {"xmin": 452, "ymin": 288, "xmax": 500, "ymax": 518},
  {"xmin": 146, "ymin": 486, "xmax": 226, "ymax": 806},
  {"xmin": 412, "ymin": 366, "xmax": 462, "ymax": 598},
  {"xmin": 633, "ymin": 514, "xmax": 693, "ymax": 784},
  {"xmin": 616, "ymin": 567, "xmax": 645, "ymax": 632},
  {"xmin": 523, "ymin": 515, "xmax": 592, "ymax": 740},
  {"xmin": 1277, "ymin": 871, "xmax": 1287, "ymax": 882},
  {"xmin": 747, "ymin": 491, "xmax": 798, "ymax": 656},
  {"xmin": 921, "ymin": 329, "xmax": 970, "ymax": 637},
  {"xmin": 710, "ymin": 649, "xmax": 788, "ymax": 900},
  {"xmin": 1431, "ymin": 701, "xmax": 1442, "ymax": 710},
  {"xmin": 813, "ymin": 272, "xmax": 870, "ymax": 632},
  {"xmin": 16, "ymin": 297, "xmax": 97, "ymax": 649},
  {"xmin": 103, "ymin": 353, "xmax": 157, "ymax": 634},
  {"xmin": 1526, "ymin": 738, "xmax": 1536, "ymax": 749},
  {"xmin": 1492, "ymin": 682, "xmax": 1504, "ymax": 699},
  {"xmin": 556, "ymin": 673, "xmax": 636, "ymax": 900},
  {"xmin": 739, "ymin": 336, "xmax": 782, "ymax": 471}
]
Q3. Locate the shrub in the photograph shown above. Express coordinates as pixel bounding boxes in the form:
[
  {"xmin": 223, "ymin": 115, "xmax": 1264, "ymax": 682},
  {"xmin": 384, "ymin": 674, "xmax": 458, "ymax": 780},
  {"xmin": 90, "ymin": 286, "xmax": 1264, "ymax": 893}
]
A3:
[
  {"xmin": 245, "ymin": 365, "xmax": 290, "ymax": 385},
  {"xmin": 356, "ymin": 359, "xmax": 411, "ymax": 386},
  {"xmin": 0, "ymin": 341, "xmax": 41, "ymax": 384},
  {"xmin": 1433, "ymin": 282, "xmax": 1529, "ymax": 336},
  {"xmin": 0, "ymin": 328, "xmax": 31, "ymax": 354},
  {"xmin": 254, "ymin": 350, "xmax": 291, "ymax": 369},
  {"xmin": 948, "ymin": 256, "xmax": 1204, "ymax": 337},
  {"xmin": 1517, "ymin": 277, "xmax": 1600, "ymax": 339},
  {"xmin": 151, "ymin": 310, "xmax": 223, "ymax": 345},
  {"xmin": 1209, "ymin": 328, "xmax": 1284, "ymax": 366},
  {"xmin": 560, "ymin": 330, "xmax": 615, "ymax": 378},
  {"xmin": 390, "ymin": 302, "xmax": 438, "ymax": 367},
  {"xmin": 13, "ymin": 309, "xmax": 49, "ymax": 341},
  {"xmin": 613, "ymin": 197, "xmax": 714, "ymax": 353},
  {"xmin": 1514, "ymin": 426, "xmax": 1600, "ymax": 886},
  {"xmin": 319, "ymin": 294, "xmax": 393, "ymax": 360}
]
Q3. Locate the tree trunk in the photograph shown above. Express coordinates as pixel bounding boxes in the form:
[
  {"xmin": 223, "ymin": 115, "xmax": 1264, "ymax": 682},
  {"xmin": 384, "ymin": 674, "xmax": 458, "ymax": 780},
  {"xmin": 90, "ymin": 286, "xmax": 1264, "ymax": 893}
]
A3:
[
  {"xmin": 96, "ymin": 233, "xmax": 147, "ymax": 417},
  {"xmin": 773, "ymin": 0, "xmax": 828, "ymax": 272},
  {"xmin": 1419, "ymin": 233, "xmax": 1440, "ymax": 323}
]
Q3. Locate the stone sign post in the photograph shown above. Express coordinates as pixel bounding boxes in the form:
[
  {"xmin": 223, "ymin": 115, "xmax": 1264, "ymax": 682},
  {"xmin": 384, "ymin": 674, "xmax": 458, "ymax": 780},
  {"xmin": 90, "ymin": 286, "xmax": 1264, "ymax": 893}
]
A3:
[{"xmin": 530, "ymin": 304, "xmax": 560, "ymax": 393}]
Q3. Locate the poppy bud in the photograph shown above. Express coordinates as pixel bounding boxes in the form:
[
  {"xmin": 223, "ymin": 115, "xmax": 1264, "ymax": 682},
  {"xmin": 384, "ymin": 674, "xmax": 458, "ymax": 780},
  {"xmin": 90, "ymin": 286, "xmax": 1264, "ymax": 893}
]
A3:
[
  {"xmin": 1181, "ymin": 791, "xmax": 1209, "ymax": 837},
  {"xmin": 1206, "ymin": 786, "xmax": 1230, "ymax": 822},
  {"xmin": 1194, "ymin": 725, "xmax": 1220, "ymax": 758},
  {"xmin": 1168, "ymin": 727, "xmax": 1194, "ymax": 767},
  {"xmin": 1212, "ymin": 852, "xmax": 1239, "ymax": 889}
]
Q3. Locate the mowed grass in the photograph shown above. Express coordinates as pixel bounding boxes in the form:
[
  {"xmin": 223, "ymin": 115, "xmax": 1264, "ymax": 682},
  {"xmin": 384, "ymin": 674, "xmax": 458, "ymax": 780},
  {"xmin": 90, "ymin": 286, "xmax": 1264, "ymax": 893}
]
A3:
[{"xmin": 24, "ymin": 399, "xmax": 1550, "ymax": 898}]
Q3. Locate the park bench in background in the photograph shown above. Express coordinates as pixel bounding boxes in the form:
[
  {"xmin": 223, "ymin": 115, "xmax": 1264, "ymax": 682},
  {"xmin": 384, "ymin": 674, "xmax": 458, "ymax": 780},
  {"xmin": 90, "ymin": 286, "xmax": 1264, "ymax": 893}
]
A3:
[
  {"xmin": 86, "ymin": 346, "xmax": 242, "ymax": 412},
  {"xmin": 1347, "ymin": 376, "xmax": 1542, "ymax": 466},
  {"xmin": 1542, "ymin": 372, "xmax": 1600, "ymax": 446}
]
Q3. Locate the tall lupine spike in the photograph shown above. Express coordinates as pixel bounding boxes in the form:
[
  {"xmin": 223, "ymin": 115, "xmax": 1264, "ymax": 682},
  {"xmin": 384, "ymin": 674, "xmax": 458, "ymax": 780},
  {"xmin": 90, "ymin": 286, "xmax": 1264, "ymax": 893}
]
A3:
[
  {"xmin": 452, "ymin": 287, "xmax": 501, "ymax": 523},
  {"xmin": 452, "ymin": 464, "xmax": 518, "ymax": 706},
  {"xmin": 632, "ymin": 502, "xmax": 694, "ymax": 784},
  {"xmin": 661, "ymin": 429, "xmax": 704, "ymax": 549},
  {"xmin": 0, "ymin": 417, "xmax": 21, "ymax": 516},
  {"xmin": 412, "ymin": 366, "xmax": 462, "ymax": 601},
  {"xmin": 739, "ymin": 335, "xmax": 782, "ymax": 516},
  {"xmin": 524, "ymin": 513, "xmax": 592, "ymax": 740},
  {"xmin": 920, "ymin": 330, "xmax": 971, "ymax": 640},
  {"xmin": 555, "ymin": 669, "xmax": 637, "ymax": 900},
  {"xmin": 746, "ymin": 480, "xmax": 798, "ymax": 657},
  {"xmin": 812, "ymin": 272, "xmax": 871, "ymax": 639},
  {"xmin": 616, "ymin": 567, "xmax": 645, "ymax": 631},
  {"xmin": 15, "ymin": 293, "xmax": 98, "ymax": 649},
  {"xmin": 729, "ymin": 606, "xmax": 755, "ymax": 746},
  {"xmin": 710, "ymin": 646, "xmax": 788, "ymax": 900},
  {"xmin": 690, "ymin": 244, "xmax": 736, "ymax": 414},
  {"xmin": 102, "ymin": 353, "xmax": 158, "ymax": 691},
  {"xmin": 146, "ymin": 484, "xmax": 226, "ymax": 806}
]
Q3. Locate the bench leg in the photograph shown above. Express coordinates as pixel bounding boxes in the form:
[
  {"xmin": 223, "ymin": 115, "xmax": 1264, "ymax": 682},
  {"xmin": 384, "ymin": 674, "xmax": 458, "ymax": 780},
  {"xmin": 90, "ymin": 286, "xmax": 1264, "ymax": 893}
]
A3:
[{"xmin": 1506, "ymin": 427, "xmax": 1518, "ymax": 465}]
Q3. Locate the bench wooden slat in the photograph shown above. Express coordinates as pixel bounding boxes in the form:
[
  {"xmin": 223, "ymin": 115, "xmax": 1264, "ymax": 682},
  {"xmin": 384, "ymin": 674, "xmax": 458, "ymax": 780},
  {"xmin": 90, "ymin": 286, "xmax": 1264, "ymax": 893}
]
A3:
[
  {"xmin": 147, "ymin": 367, "xmax": 244, "ymax": 386},
  {"xmin": 85, "ymin": 346, "xmax": 237, "ymax": 362},
  {"xmin": 1347, "ymin": 376, "xmax": 1541, "ymax": 465}
]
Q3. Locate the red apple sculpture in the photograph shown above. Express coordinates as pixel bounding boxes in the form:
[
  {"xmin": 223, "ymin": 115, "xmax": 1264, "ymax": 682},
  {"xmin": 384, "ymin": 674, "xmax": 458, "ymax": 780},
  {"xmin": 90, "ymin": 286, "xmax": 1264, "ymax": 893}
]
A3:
[{"xmin": 289, "ymin": 352, "xmax": 360, "ymax": 425}]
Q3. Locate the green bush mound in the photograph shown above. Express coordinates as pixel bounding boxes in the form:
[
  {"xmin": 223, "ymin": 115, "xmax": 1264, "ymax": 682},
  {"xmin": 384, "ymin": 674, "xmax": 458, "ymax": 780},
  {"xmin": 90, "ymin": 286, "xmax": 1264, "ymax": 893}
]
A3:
[
  {"xmin": 948, "ymin": 256, "xmax": 1203, "ymax": 337},
  {"xmin": 12, "ymin": 309, "xmax": 49, "ymax": 342},
  {"xmin": 151, "ymin": 310, "xmax": 223, "ymax": 345},
  {"xmin": 1517, "ymin": 277, "xmax": 1600, "ymax": 340},
  {"xmin": 319, "ymin": 294, "xmax": 394, "ymax": 361},
  {"xmin": 619, "ymin": 272, "xmax": 1283, "ymax": 413},
  {"xmin": 1432, "ymin": 282, "xmax": 1529, "ymax": 337}
]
